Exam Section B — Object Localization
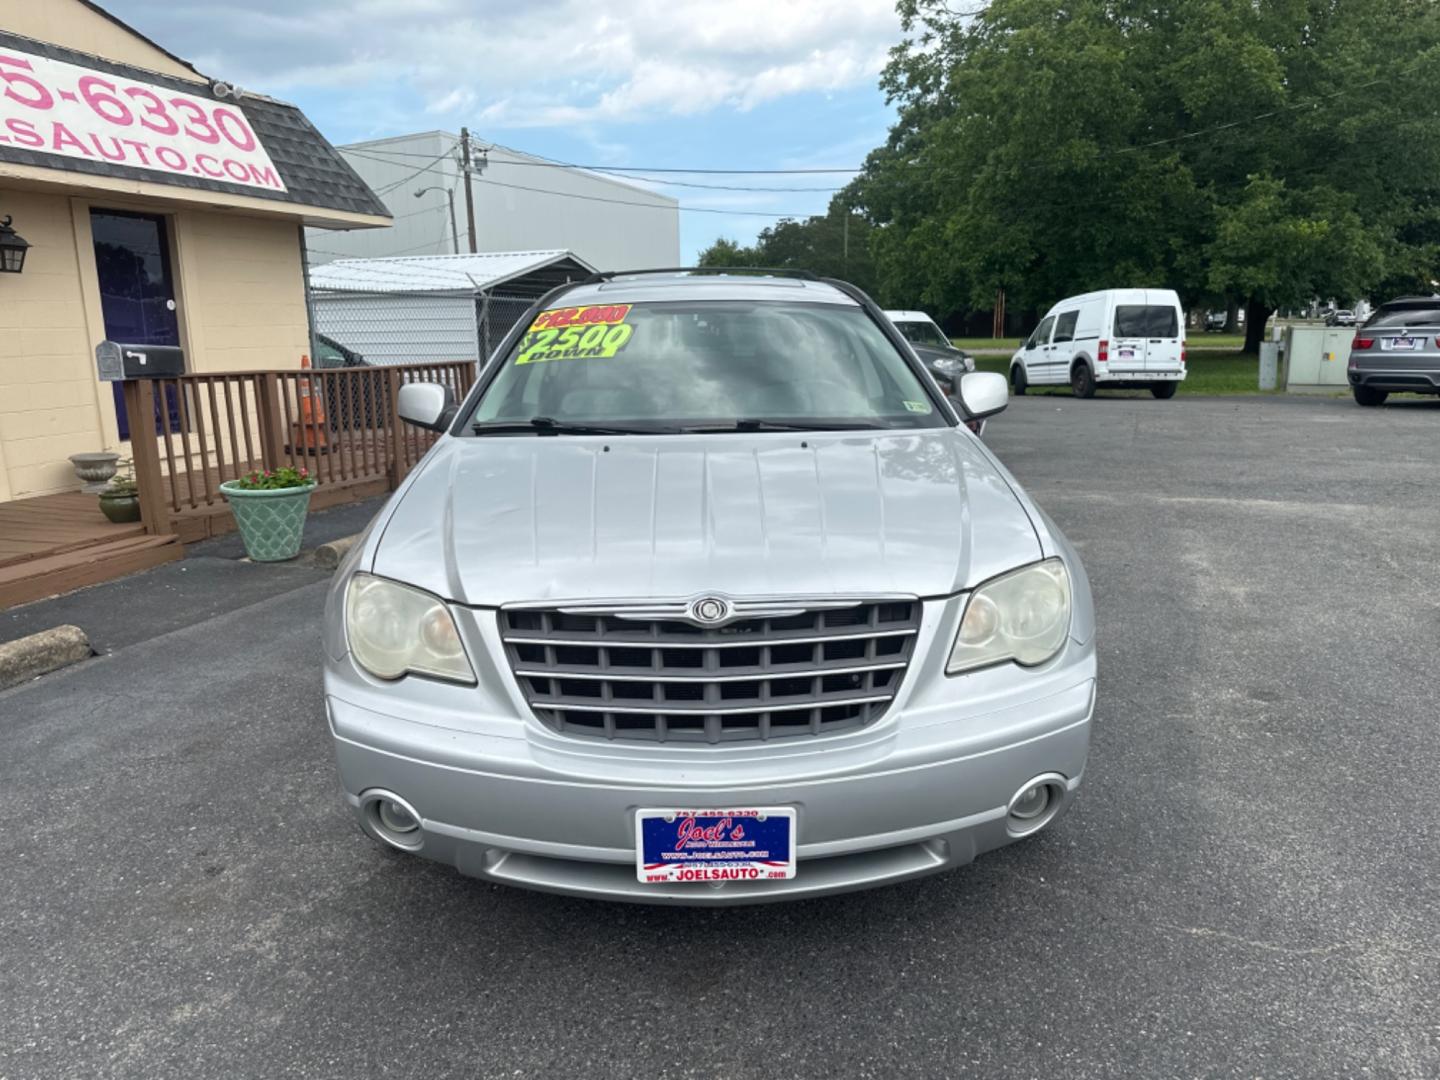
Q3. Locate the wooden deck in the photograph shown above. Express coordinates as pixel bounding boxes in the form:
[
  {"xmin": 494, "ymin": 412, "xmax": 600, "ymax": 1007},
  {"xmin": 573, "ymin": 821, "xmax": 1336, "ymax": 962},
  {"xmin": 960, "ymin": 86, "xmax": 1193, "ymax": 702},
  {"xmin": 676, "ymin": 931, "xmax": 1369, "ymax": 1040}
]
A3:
[{"xmin": 0, "ymin": 492, "xmax": 181, "ymax": 610}]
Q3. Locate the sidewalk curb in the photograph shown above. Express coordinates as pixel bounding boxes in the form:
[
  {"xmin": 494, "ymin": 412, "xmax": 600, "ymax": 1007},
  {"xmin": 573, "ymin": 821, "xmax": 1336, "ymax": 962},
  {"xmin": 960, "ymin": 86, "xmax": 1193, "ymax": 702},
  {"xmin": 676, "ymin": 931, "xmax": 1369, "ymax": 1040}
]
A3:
[
  {"xmin": 0, "ymin": 625, "xmax": 93, "ymax": 690},
  {"xmin": 312, "ymin": 533, "xmax": 361, "ymax": 571}
]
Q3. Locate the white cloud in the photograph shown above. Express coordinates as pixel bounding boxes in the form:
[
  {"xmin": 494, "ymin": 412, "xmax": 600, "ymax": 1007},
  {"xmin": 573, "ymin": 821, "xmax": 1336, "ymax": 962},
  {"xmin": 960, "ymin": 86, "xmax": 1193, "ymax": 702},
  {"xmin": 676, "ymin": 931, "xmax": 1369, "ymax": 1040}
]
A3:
[{"xmin": 105, "ymin": 0, "xmax": 901, "ymax": 128}]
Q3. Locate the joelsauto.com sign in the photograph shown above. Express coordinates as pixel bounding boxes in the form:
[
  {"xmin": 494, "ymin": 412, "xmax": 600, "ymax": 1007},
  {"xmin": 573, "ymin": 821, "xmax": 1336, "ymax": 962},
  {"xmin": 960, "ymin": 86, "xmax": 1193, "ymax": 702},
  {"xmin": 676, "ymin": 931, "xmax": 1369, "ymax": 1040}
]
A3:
[{"xmin": 0, "ymin": 46, "xmax": 285, "ymax": 194}]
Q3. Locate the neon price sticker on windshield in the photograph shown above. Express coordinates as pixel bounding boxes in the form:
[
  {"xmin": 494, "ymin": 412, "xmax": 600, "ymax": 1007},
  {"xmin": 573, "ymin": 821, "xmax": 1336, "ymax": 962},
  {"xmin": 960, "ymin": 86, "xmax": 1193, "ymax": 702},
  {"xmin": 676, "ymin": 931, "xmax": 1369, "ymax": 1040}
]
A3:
[
  {"xmin": 517, "ymin": 304, "xmax": 635, "ymax": 365},
  {"xmin": 529, "ymin": 304, "xmax": 630, "ymax": 331}
]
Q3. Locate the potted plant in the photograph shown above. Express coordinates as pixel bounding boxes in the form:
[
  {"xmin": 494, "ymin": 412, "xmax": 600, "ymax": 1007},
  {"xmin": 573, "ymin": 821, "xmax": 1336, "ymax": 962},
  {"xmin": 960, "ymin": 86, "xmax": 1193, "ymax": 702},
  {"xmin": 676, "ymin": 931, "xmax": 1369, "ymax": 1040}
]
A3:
[
  {"xmin": 220, "ymin": 466, "xmax": 317, "ymax": 562},
  {"xmin": 97, "ymin": 460, "xmax": 141, "ymax": 523}
]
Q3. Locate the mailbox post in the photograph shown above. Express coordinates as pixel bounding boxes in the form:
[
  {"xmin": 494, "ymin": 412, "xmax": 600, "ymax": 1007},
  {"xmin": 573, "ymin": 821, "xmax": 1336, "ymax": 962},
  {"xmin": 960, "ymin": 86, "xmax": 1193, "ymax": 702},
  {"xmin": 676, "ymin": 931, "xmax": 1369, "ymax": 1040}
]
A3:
[{"xmin": 97, "ymin": 340, "xmax": 184, "ymax": 537}]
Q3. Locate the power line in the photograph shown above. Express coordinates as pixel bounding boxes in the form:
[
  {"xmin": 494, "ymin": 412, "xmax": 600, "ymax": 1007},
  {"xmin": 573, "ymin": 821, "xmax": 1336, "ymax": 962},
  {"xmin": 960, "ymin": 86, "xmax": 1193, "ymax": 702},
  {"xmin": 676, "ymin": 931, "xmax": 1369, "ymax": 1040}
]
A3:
[
  {"xmin": 551, "ymin": 170, "xmax": 842, "ymax": 193},
  {"xmin": 471, "ymin": 174, "xmax": 812, "ymax": 218},
  {"xmin": 365, "ymin": 148, "xmax": 457, "ymax": 196},
  {"xmin": 344, "ymin": 143, "xmax": 861, "ymax": 175},
  {"xmin": 342, "ymin": 143, "xmax": 817, "ymax": 220},
  {"xmin": 474, "ymin": 137, "xmax": 846, "ymax": 194}
]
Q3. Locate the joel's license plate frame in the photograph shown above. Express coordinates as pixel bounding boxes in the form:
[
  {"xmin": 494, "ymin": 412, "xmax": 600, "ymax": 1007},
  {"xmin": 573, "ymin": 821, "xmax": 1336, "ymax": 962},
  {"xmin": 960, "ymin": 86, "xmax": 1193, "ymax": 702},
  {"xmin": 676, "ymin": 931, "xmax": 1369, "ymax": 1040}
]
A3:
[{"xmin": 636, "ymin": 808, "xmax": 797, "ymax": 884}]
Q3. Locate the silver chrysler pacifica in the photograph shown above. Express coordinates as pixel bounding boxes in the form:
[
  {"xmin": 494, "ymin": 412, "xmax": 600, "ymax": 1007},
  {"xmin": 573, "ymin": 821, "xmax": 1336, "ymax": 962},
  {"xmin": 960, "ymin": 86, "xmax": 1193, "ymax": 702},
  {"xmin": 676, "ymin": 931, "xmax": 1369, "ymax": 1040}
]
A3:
[{"xmin": 321, "ymin": 269, "xmax": 1096, "ymax": 904}]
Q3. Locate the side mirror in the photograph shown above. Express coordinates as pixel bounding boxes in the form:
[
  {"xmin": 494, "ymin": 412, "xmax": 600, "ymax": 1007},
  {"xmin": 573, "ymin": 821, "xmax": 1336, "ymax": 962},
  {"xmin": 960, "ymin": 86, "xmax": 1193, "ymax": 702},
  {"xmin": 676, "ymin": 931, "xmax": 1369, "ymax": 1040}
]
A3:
[
  {"xmin": 397, "ymin": 381, "xmax": 457, "ymax": 432},
  {"xmin": 957, "ymin": 370, "xmax": 1008, "ymax": 420}
]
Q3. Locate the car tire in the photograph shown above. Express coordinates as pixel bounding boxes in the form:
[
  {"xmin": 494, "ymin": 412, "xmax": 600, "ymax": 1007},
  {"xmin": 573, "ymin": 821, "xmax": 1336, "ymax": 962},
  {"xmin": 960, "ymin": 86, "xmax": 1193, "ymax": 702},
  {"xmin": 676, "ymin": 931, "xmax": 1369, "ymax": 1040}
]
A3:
[
  {"xmin": 1011, "ymin": 364, "xmax": 1028, "ymax": 395},
  {"xmin": 1150, "ymin": 382, "xmax": 1178, "ymax": 399},
  {"xmin": 1070, "ymin": 362, "xmax": 1096, "ymax": 399},
  {"xmin": 1352, "ymin": 385, "xmax": 1388, "ymax": 407}
]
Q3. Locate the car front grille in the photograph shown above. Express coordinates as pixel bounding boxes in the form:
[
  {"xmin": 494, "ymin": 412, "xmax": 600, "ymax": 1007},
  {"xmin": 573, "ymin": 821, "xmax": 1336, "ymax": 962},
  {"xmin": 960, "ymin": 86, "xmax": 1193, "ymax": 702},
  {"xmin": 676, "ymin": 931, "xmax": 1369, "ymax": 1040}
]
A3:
[{"xmin": 499, "ymin": 599, "xmax": 921, "ymax": 744}]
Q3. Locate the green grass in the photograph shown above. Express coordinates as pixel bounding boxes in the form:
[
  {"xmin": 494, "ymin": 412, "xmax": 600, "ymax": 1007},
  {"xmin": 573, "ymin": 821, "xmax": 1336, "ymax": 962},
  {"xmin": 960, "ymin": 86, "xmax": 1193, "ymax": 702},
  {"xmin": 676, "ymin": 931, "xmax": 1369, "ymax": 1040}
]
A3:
[
  {"xmin": 950, "ymin": 337, "xmax": 1023, "ymax": 351},
  {"xmin": 953, "ymin": 333, "xmax": 1249, "ymax": 351},
  {"xmin": 975, "ymin": 351, "xmax": 1270, "ymax": 396}
]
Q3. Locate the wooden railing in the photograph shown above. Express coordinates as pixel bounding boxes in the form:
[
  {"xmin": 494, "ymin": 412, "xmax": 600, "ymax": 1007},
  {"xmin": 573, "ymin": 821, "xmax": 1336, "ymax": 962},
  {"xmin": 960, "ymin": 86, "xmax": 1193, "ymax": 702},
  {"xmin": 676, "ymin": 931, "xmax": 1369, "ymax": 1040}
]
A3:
[{"xmin": 122, "ymin": 361, "xmax": 475, "ymax": 540}]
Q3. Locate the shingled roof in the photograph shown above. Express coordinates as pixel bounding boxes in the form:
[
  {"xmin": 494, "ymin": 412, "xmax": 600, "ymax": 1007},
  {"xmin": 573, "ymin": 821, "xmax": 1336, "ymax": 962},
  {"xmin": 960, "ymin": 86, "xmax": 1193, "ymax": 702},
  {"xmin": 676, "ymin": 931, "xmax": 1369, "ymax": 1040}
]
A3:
[{"xmin": 0, "ymin": 28, "xmax": 390, "ymax": 220}]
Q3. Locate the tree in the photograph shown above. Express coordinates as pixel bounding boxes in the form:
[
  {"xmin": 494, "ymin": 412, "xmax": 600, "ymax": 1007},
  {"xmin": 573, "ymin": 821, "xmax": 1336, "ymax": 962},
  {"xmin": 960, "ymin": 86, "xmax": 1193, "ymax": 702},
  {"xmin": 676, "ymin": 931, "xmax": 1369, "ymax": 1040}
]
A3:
[
  {"xmin": 696, "ymin": 206, "xmax": 880, "ymax": 295},
  {"xmin": 697, "ymin": 238, "xmax": 762, "ymax": 268},
  {"xmin": 849, "ymin": 0, "xmax": 1440, "ymax": 350}
]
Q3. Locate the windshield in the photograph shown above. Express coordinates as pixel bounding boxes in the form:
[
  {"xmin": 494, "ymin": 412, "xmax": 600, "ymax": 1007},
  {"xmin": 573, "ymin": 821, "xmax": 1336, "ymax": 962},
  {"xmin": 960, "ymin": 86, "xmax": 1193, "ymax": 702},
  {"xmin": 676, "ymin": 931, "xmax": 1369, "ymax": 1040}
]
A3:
[
  {"xmin": 1363, "ymin": 304, "xmax": 1440, "ymax": 328},
  {"xmin": 467, "ymin": 300, "xmax": 946, "ymax": 433},
  {"xmin": 892, "ymin": 319, "xmax": 950, "ymax": 349}
]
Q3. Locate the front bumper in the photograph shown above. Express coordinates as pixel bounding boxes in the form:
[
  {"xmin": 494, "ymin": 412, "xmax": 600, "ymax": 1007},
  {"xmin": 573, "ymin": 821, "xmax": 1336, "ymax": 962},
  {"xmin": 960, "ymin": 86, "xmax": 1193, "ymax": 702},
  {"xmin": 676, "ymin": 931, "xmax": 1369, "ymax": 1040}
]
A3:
[{"xmin": 324, "ymin": 599, "xmax": 1097, "ymax": 905}]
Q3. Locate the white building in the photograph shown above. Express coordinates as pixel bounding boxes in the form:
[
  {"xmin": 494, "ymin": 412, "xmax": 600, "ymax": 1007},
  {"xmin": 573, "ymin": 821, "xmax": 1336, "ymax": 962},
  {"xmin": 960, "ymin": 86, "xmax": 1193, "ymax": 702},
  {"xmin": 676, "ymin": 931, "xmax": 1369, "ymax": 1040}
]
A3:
[{"xmin": 304, "ymin": 131, "xmax": 679, "ymax": 271}]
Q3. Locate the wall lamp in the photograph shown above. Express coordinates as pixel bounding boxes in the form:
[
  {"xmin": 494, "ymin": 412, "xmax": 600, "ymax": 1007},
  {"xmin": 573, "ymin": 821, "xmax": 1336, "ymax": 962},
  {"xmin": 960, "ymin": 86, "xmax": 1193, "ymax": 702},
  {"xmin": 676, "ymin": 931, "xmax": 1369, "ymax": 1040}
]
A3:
[{"xmin": 0, "ymin": 216, "xmax": 30, "ymax": 274}]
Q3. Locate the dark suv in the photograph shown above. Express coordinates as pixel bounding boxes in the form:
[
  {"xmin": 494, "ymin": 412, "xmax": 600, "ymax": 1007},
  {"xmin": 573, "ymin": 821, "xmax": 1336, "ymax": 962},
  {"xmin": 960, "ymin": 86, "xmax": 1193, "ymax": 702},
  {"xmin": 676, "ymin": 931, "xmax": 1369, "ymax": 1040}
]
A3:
[{"xmin": 1348, "ymin": 297, "xmax": 1440, "ymax": 405}]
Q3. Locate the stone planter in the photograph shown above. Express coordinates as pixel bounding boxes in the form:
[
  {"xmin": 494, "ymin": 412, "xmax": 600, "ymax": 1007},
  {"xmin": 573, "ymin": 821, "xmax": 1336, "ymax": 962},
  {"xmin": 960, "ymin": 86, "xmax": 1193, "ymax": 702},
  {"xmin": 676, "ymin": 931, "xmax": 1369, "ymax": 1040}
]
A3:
[
  {"xmin": 219, "ymin": 480, "xmax": 317, "ymax": 562},
  {"xmin": 69, "ymin": 452, "xmax": 121, "ymax": 492}
]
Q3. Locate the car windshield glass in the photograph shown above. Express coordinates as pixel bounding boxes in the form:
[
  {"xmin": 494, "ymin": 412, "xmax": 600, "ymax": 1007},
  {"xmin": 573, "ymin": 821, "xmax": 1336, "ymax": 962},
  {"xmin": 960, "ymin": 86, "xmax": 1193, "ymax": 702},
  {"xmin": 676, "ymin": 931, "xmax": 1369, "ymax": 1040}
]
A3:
[
  {"xmin": 1114, "ymin": 305, "xmax": 1179, "ymax": 338},
  {"xmin": 1363, "ymin": 305, "xmax": 1440, "ymax": 328},
  {"xmin": 467, "ymin": 300, "xmax": 946, "ymax": 433},
  {"xmin": 893, "ymin": 319, "xmax": 950, "ymax": 348}
]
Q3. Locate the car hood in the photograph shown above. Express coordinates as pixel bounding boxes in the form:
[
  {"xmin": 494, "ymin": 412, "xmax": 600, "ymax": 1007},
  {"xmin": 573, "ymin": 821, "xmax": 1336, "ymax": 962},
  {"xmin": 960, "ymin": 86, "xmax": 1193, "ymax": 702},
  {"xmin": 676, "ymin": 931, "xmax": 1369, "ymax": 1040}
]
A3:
[
  {"xmin": 909, "ymin": 343, "xmax": 966, "ymax": 364},
  {"xmin": 370, "ymin": 430, "xmax": 1041, "ymax": 606}
]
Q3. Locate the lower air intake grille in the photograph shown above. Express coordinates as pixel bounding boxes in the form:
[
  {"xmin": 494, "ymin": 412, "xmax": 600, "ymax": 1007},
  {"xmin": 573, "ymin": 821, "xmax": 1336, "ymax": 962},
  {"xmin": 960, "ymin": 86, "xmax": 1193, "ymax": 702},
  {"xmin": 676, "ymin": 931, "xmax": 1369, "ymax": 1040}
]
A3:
[{"xmin": 499, "ymin": 600, "xmax": 920, "ymax": 744}]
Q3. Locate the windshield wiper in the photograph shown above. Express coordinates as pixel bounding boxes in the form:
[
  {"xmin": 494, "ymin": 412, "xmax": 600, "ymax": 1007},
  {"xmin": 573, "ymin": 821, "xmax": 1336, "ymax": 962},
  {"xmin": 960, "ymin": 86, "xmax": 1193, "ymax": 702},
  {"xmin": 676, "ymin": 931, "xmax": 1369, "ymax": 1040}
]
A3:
[
  {"xmin": 471, "ymin": 417, "xmax": 680, "ymax": 436},
  {"xmin": 682, "ymin": 419, "xmax": 888, "ymax": 433}
]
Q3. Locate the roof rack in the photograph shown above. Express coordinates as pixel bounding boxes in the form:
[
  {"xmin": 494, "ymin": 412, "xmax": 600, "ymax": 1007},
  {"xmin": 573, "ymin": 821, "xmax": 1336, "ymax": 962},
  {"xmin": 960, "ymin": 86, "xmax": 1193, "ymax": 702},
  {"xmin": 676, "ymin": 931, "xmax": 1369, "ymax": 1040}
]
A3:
[{"xmin": 582, "ymin": 266, "xmax": 821, "ymax": 284}]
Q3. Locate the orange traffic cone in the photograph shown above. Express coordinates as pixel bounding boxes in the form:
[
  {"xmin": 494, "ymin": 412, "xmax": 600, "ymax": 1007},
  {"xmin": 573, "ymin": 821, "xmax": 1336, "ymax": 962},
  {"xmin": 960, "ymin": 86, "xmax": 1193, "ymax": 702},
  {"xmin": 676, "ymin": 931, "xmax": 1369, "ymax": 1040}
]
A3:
[{"xmin": 293, "ymin": 353, "xmax": 328, "ymax": 452}]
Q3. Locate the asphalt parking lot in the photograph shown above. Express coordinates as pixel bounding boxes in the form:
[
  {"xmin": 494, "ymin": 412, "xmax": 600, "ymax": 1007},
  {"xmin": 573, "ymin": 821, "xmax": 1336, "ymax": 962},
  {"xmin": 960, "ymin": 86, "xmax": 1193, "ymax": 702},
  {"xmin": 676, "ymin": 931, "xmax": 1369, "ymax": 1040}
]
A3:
[{"xmin": 3, "ymin": 393, "xmax": 1439, "ymax": 1079}]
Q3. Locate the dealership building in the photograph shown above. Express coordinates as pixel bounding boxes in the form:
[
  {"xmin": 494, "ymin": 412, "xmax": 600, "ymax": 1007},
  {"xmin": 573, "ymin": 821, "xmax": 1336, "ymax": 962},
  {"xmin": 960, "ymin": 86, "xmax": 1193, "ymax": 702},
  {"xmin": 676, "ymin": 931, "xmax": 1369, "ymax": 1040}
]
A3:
[{"xmin": 0, "ymin": 0, "xmax": 389, "ymax": 503}]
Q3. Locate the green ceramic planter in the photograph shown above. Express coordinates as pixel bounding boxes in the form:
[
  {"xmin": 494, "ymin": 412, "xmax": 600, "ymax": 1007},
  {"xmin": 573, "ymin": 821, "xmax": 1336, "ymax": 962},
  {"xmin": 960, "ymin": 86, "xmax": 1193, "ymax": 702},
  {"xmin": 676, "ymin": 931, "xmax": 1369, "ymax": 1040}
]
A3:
[
  {"xmin": 98, "ymin": 491, "xmax": 142, "ymax": 523},
  {"xmin": 219, "ymin": 480, "xmax": 317, "ymax": 562}
]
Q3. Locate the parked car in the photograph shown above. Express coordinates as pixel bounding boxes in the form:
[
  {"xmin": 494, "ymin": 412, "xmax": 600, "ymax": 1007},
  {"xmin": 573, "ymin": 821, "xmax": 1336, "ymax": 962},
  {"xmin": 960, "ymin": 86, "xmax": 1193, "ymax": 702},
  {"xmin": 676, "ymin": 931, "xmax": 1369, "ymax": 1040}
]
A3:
[
  {"xmin": 884, "ymin": 310, "xmax": 981, "ymax": 432},
  {"xmin": 1204, "ymin": 311, "xmax": 1227, "ymax": 332},
  {"xmin": 322, "ymin": 268, "xmax": 1097, "ymax": 904},
  {"xmin": 1010, "ymin": 288, "xmax": 1187, "ymax": 399},
  {"xmin": 1347, "ymin": 296, "xmax": 1440, "ymax": 406},
  {"xmin": 313, "ymin": 333, "xmax": 368, "ymax": 369},
  {"xmin": 884, "ymin": 309, "xmax": 975, "ymax": 376}
]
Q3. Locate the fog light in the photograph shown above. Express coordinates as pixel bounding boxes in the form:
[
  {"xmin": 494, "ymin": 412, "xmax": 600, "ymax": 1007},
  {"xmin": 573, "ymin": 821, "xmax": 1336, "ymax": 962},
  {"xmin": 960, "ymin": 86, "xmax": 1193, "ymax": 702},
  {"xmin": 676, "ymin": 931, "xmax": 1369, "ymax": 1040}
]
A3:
[
  {"xmin": 361, "ymin": 790, "xmax": 424, "ymax": 851},
  {"xmin": 1006, "ymin": 773, "xmax": 1067, "ymax": 837},
  {"xmin": 378, "ymin": 799, "xmax": 419, "ymax": 834},
  {"xmin": 1010, "ymin": 784, "xmax": 1049, "ymax": 820}
]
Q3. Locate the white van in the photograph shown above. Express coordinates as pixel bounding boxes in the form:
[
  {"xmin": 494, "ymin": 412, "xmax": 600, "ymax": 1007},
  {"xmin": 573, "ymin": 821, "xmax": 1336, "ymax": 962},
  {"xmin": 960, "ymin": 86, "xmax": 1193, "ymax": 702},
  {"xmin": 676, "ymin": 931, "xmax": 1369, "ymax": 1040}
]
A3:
[{"xmin": 1010, "ymin": 288, "xmax": 1187, "ymax": 399}]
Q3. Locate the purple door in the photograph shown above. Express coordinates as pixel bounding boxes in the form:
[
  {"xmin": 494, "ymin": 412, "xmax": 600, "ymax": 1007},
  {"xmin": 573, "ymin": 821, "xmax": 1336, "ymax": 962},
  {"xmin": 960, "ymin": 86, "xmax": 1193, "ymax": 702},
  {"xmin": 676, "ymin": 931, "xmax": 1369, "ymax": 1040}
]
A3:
[{"xmin": 91, "ymin": 210, "xmax": 182, "ymax": 439}]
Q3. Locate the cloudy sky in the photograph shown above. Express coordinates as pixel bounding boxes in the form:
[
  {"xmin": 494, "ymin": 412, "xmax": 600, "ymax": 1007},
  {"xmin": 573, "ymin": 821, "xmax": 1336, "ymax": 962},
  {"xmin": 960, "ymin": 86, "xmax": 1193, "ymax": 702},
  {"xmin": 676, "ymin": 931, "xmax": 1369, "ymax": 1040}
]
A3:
[{"xmin": 104, "ymin": 0, "xmax": 904, "ymax": 259}]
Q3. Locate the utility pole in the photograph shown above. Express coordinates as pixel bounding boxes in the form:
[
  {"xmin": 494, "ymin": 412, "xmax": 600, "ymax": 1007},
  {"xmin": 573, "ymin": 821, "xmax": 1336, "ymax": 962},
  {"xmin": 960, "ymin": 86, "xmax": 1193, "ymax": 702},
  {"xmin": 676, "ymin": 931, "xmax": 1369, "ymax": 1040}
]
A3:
[{"xmin": 459, "ymin": 127, "xmax": 479, "ymax": 254}]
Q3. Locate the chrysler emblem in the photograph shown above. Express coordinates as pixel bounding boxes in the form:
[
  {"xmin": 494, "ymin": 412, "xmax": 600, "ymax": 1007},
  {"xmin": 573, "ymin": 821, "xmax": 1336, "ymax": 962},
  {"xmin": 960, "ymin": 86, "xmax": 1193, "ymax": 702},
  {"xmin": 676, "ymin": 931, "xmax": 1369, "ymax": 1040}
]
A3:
[{"xmin": 690, "ymin": 596, "xmax": 731, "ymax": 624}]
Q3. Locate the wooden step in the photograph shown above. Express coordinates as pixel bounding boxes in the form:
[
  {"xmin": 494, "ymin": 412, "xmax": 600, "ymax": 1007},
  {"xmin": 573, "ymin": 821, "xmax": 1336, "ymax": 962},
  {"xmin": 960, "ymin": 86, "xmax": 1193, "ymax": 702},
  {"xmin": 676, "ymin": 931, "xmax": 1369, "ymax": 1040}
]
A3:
[{"xmin": 0, "ymin": 534, "xmax": 183, "ymax": 611}]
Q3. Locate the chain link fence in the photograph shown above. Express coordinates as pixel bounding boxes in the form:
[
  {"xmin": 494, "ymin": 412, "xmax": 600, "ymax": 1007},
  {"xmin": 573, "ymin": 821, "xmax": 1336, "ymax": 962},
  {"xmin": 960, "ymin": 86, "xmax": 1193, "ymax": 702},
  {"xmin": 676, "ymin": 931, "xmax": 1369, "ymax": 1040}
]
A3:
[{"xmin": 309, "ymin": 289, "xmax": 535, "ymax": 369}]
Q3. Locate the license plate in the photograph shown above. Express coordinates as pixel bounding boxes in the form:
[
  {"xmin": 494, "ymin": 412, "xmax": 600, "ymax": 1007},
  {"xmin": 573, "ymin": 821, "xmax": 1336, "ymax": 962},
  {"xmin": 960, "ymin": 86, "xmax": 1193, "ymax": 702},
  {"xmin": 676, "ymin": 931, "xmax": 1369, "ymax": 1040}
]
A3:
[
  {"xmin": 1118, "ymin": 348, "xmax": 1136, "ymax": 359},
  {"xmin": 1387, "ymin": 337, "xmax": 1420, "ymax": 350},
  {"xmin": 636, "ymin": 808, "xmax": 796, "ymax": 884}
]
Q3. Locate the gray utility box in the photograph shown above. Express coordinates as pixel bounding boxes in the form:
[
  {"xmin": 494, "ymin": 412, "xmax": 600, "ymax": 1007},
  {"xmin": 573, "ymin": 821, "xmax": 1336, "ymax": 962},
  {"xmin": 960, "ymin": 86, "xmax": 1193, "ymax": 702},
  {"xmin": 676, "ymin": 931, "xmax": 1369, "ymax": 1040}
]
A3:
[
  {"xmin": 1284, "ymin": 326, "xmax": 1354, "ymax": 391},
  {"xmin": 95, "ymin": 341, "xmax": 185, "ymax": 381}
]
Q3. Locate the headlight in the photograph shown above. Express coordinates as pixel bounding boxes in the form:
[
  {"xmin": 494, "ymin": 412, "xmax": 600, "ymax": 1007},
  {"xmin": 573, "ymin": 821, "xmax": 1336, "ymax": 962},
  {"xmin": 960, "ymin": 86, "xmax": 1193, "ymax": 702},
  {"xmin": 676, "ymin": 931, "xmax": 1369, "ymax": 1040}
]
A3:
[
  {"xmin": 345, "ymin": 573, "xmax": 475, "ymax": 684},
  {"xmin": 947, "ymin": 559, "xmax": 1071, "ymax": 674}
]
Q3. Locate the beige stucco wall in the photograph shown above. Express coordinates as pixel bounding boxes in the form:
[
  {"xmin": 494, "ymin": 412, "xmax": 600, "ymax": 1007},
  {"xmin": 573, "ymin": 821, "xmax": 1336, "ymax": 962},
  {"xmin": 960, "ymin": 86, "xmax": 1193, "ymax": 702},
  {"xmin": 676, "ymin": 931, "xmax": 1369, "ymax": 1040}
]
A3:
[
  {"xmin": 0, "ymin": 184, "xmax": 312, "ymax": 500},
  {"xmin": 0, "ymin": 188, "xmax": 105, "ymax": 502},
  {"xmin": 0, "ymin": 0, "xmax": 204, "ymax": 82}
]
